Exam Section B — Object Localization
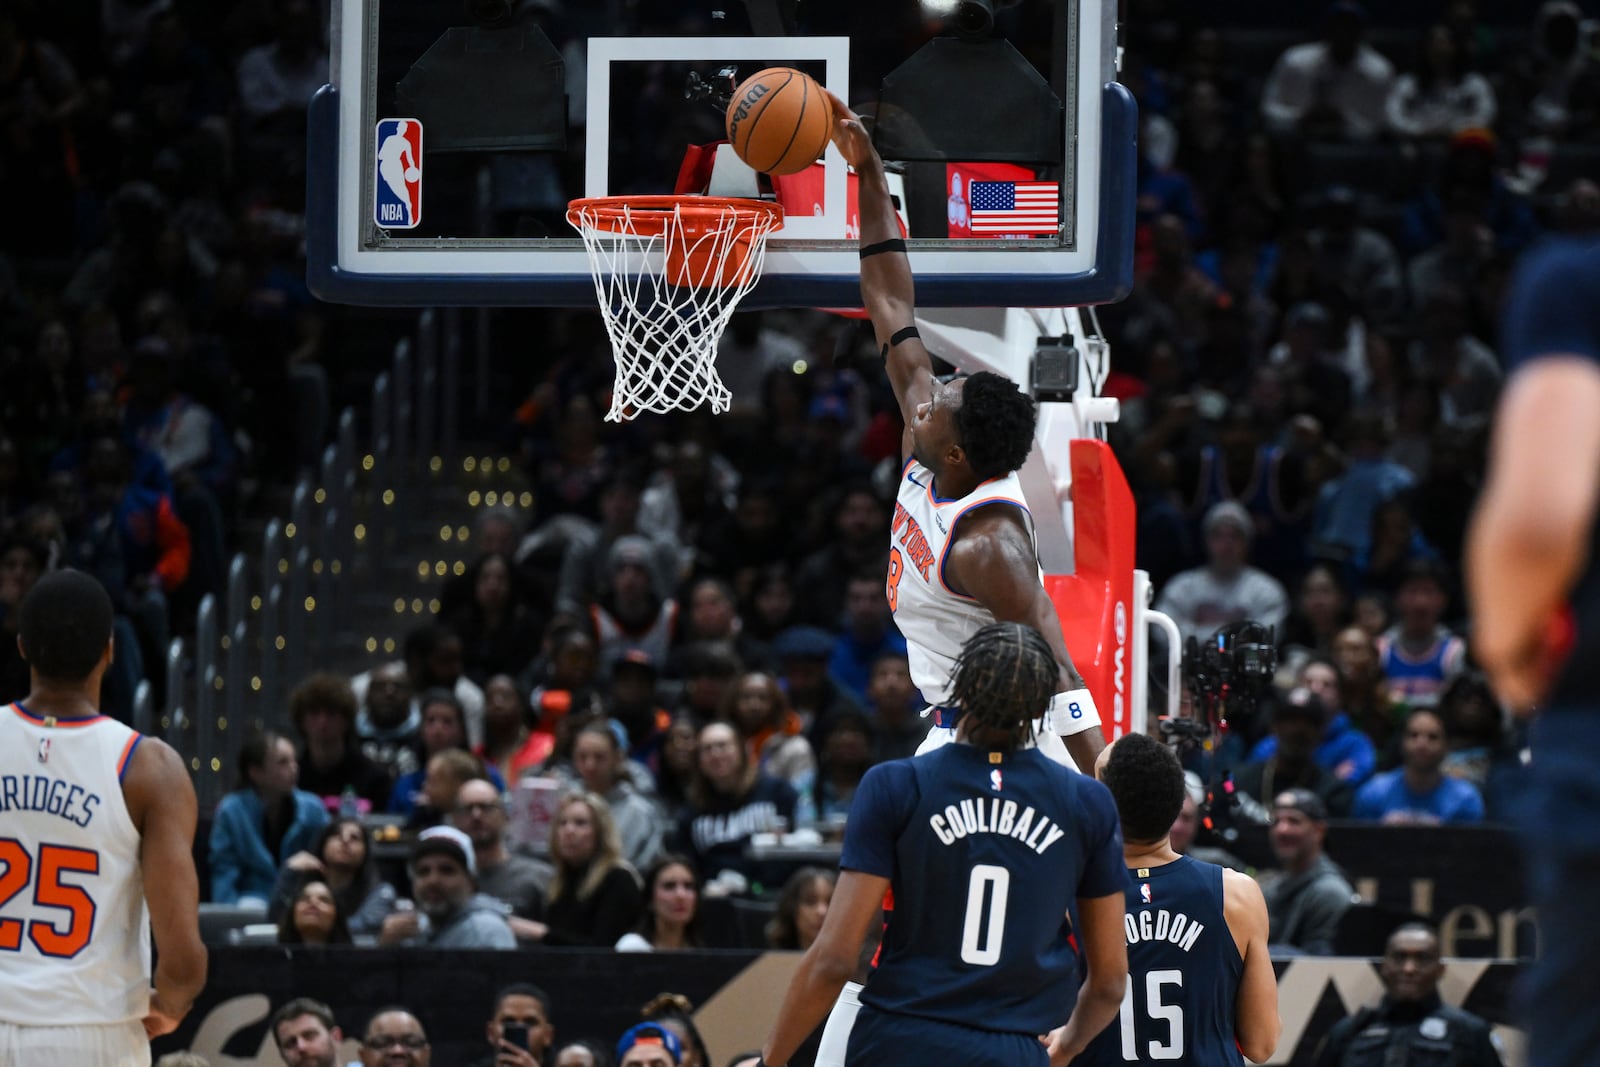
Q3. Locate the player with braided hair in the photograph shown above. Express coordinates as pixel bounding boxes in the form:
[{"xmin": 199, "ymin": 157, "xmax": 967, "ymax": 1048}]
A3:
[{"xmin": 759, "ymin": 623, "xmax": 1129, "ymax": 1067}]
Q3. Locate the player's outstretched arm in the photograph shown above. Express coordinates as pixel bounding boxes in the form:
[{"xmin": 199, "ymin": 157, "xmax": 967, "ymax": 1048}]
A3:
[
  {"xmin": 1223, "ymin": 868, "xmax": 1280, "ymax": 1064},
  {"xmin": 761, "ymin": 869, "xmax": 890, "ymax": 1067},
  {"xmin": 1043, "ymin": 891, "xmax": 1127, "ymax": 1065},
  {"xmin": 824, "ymin": 90, "xmax": 933, "ymax": 434},
  {"xmin": 1466, "ymin": 358, "xmax": 1600, "ymax": 712},
  {"xmin": 125, "ymin": 737, "xmax": 208, "ymax": 1038},
  {"xmin": 946, "ymin": 507, "xmax": 1105, "ymax": 773}
]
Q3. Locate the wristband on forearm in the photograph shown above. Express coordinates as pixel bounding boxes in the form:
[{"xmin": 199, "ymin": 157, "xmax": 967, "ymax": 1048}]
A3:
[{"xmin": 1048, "ymin": 687, "xmax": 1101, "ymax": 734}]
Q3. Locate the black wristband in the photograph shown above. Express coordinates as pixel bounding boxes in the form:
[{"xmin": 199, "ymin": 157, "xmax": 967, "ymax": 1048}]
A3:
[{"xmin": 859, "ymin": 238, "xmax": 906, "ymax": 259}]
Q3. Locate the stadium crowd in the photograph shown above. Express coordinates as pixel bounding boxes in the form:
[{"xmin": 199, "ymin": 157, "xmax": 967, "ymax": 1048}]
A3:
[{"xmin": 4, "ymin": 0, "xmax": 1597, "ymax": 1062}]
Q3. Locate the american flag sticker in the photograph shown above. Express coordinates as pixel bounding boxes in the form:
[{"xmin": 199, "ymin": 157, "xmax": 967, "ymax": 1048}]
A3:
[{"xmin": 969, "ymin": 180, "xmax": 1059, "ymax": 235}]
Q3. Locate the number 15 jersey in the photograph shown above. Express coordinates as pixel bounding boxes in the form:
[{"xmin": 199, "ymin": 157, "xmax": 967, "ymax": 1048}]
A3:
[
  {"xmin": 0, "ymin": 704, "xmax": 150, "ymax": 1026},
  {"xmin": 840, "ymin": 743, "xmax": 1126, "ymax": 1036}
]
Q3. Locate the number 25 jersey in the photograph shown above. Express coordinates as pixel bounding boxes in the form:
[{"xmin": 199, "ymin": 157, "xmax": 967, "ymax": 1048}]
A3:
[
  {"xmin": 0, "ymin": 704, "xmax": 150, "ymax": 1026},
  {"xmin": 841, "ymin": 744, "xmax": 1126, "ymax": 1036}
]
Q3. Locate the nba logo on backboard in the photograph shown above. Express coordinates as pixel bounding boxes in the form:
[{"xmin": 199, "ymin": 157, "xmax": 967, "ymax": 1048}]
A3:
[{"xmin": 374, "ymin": 118, "xmax": 423, "ymax": 229}]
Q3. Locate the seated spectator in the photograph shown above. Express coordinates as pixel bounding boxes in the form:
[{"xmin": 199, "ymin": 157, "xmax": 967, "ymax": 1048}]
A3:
[
  {"xmin": 765, "ymin": 867, "xmax": 835, "ymax": 951},
  {"xmin": 617, "ymin": 854, "xmax": 704, "ymax": 952},
  {"xmin": 407, "ymin": 748, "xmax": 493, "ymax": 831},
  {"xmin": 1384, "ymin": 24, "xmax": 1496, "ymax": 139},
  {"xmin": 352, "ymin": 622, "xmax": 485, "ymax": 746},
  {"xmin": 524, "ymin": 624, "xmax": 606, "ymax": 739},
  {"xmin": 1500, "ymin": 0, "xmax": 1600, "ymax": 141},
  {"xmin": 1308, "ymin": 189, "xmax": 1403, "ymax": 323},
  {"xmin": 1352, "ymin": 708, "xmax": 1485, "ymax": 825},
  {"xmin": 592, "ymin": 535, "xmax": 678, "ymax": 665},
  {"xmin": 471, "ymin": 984, "xmax": 556, "ymax": 1067},
  {"xmin": 268, "ymin": 817, "xmax": 397, "ymax": 939},
  {"xmin": 1278, "ymin": 562, "xmax": 1352, "ymax": 676},
  {"xmin": 1155, "ymin": 501, "xmax": 1290, "ymax": 643},
  {"xmin": 1438, "ymin": 672, "xmax": 1519, "ymax": 818},
  {"xmin": 814, "ymin": 710, "xmax": 874, "ymax": 823},
  {"xmin": 655, "ymin": 714, "xmax": 700, "ymax": 813},
  {"xmin": 1260, "ymin": 1, "xmax": 1394, "ymax": 141},
  {"xmin": 772, "ymin": 626, "xmax": 863, "ymax": 737},
  {"xmin": 276, "ymin": 876, "xmax": 353, "ymax": 947},
  {"xmin": 676, "ymin": 575, "xmax": 771, "ymax": 671},
  {"xmin": 355, "ymin": 660, "xmax": 420, "ymax": 780},
  {"xmin": 608, "ymin": 649, "xmax": 672, "ymax": 771},
  {"xmin": 378, "ymin": 826, "xmax": 516, "ymax": 949},
  {"xmin": 744, "ymin": 564, "xmax": 800, "ymax": 643},
  {"xmin": 270, "ymin": 998, "xmax": 344, "ymax": 1067},
  {"xmin": 792, "ymin": 485, "xmax": 888, "ymax": 628},
  {"xmin": 639, "ymin": 994, "xmax": 711, "ymax": 1067},
  {"xmin": 210, "ymin": 730, "xmax": 329, "ymax": 906},
  {"xmin": 1260, "ymin": 789, "xmax": 1356, "ymax": 955},
  {"xmin": 828, "ymin": 571, "xmax": 907, "ymax": 701},
  {"xmin": 440, "ymin": 508, "xmax": 522, "ymax": 620},
  {"xmin": 615, "ymin": 1023, "xmax": 682, "ymax": 1067},
  {"xmin": 388, "ymin": 690, "xmax": 504, "ymax": 818},
  {"xmin": 524, "ymin": 792, "xmax": 643, "ymax": 946},
  {"xmin": 1407, "ymin": 285, "xmax": 1502, "ymax": 430},
  {"xmin": 554, "ymin": 470, "xmax": 679, "ymax": 616},
  {"xmin": 554, "ymin": 1040, "xmax": 612, "ymax": 1067},
  {"xmin": 862, "ymin": 650, "xmax": 928, "ymax": 761},
  {"xmin": 1249, "ymin": 658, "xmax": 1377, "ymax": 785},
  {"xmin": 1354, "ymin": 498, "xmax": 1442, "ymax": 600},
  {"xmin": 0, "ymin": 536, "xmax": 48, "ymax": 707},
  {"xmin": 1234, "ymin": 692, "xmax": 1356, "ymax": 819},
  {"xmin": 479, "ymin": 673, "xmax": 551, "ymax": 783},
  {"xmin": 570, "ymin": 719, "xmax": 667, "ymax": 870},
  {"xmin": 679, "ymin": 721, "xmax": 799, "ymax": 889},
  {"xmin": 449, "ymin": 552, "xmax": 544, "ymax": 686},
  {"xmin": 1312, "ymin": 414, "xmax": 1416, "ymax": 561},
  {"xmin": 1376, "ymin": 560, "xmax": 1467, "ymax": 708},
  {"xmin": 452, "ymin": 777, "xmax": 551, "ymax": 939},
  {"xmin": 290, "ymin": 672, "xmax": 391, "ymax": 812},
  {"xmin": 723, "ymin": 671, "xmax": 817, "ymax": 825},
  {"xmin": 358, "ymin": 1008, "xmax": 433, "ymax": 1067},
  {"xmin": 673, "ymin": 640, "xmax": 745, "ymax": 723}
]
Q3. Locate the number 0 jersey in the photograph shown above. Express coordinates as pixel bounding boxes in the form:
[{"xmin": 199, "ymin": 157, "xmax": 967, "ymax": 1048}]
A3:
[
  {"xmin": 840, "ymin": 744, "xmax": 1126, "ymax": 1036},
  {"xmin": 889, "ymin": 456, "xmax": 1035, "ymax": 706},
  {"xmin": 0, "ymin": 703, "xmax": 150, "ymax": 1026},
  {"xmin": 1077, "ymin": 855, "xmax": 1243, "ymax": 1066}
]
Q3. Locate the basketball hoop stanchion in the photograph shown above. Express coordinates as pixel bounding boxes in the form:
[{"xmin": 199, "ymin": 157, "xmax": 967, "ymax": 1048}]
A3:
[{"xmin": 567, "ymin": 196, "xmax": 784, "ymax": 421}]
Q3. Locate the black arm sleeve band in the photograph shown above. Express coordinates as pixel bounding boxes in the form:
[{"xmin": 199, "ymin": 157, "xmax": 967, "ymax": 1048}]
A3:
[
  {"xmin": 880, "ymin": 326, "xmax": 921, "ymax": 358},
  {"xmin": 859, "ymin": 238, "xmax": 906, "ymax": 259}
]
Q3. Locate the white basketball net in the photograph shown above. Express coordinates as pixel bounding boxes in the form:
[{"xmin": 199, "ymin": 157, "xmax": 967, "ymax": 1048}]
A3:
[{"xmin": 568, "ymin": 197, "xmax": 784, "ymax": 421}]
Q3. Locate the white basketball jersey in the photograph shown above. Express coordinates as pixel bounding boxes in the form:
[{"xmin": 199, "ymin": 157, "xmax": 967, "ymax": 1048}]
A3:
[
  {"xmin": 0, "ymin": 704, "xmax": 150, "ymax": 1026},
  {"xmin": 889, "ymin": 458, "xmax": 1036, "ymax": 706}
]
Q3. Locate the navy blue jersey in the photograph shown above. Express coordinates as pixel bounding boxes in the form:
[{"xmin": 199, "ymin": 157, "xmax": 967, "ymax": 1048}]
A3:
[
  {"xmin": 1501, "ymin": 236, "xmax": 1600, "ymax": 708},
  {"xmin": 840, "ymin": 743, "xmax": 1126, "ymax": 1036},
  {"xmin": 1076, "ymin": 856, "xmax": 1243, "ymax": 1066}
]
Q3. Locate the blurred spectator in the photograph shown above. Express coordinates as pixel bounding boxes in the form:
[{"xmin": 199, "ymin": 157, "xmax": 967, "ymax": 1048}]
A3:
[
  {"xmin": 524, "ymin": 625, "xmax": 606, "ymax": 739},
  {"xmin": 1385, "ymin": 25, "xmax": 1497, "ymax": 138},
  {"xmin": 1352, "ymin": 708, "xmax": 1485, "ymax": 824},
  {"xmin": 355, "ymin": 661, "xmax": 420, "ymax": 780},
  {"xmin": 673, "ymin": 640, "xmax": 744, "ymax": 723},
  {"xmin": 471, "ymin": 984, "xmax": 556, "ymax": 1067},
  {"xmin": 406, "ymin": 748, "xmax": 493, "ymax": 831},
  {"xmin": 269, "ymin": 817, "xmax": 397, "ymax": 940},
  {"xmin": 0, "ymin": 7, "xmax": 83, "ymax": 258},
  {"xmin": 829, "ymin": 571, "xmax": 907, "ymax": 700},
  {"xmin": 1261, "ymin": 2, "xmax": 1395, "ymax": 141},
  {"xmin": 609, "ymin": 649, "xmax": 672, "ymax": 769},
  {"xmin": 234, "ymin": 0, "xmax": 325, "ymax": 123},
  {"xmin": 676, "ymin": 575, "xmax": 770, "ymax": 670},
  {"xmin": 210, "ymin": 730, "xmax": 330, "ymax": 906},
  {"xmin": 1376, "ymin": 560, "xmax": 1468, "ymax": 708},
  {"xmin": 553, "ymin": 1041, "xmax": 611, "ymax": 1067},
  {"xmin": 639, "ymin": 441, "xmax": 734, "ymax": 578},
  {"xmin": 0, "ymin": 536, "xmax": 48, "ymax": 705},
  {"xmin": 570, "ymin": 718, "xmax": 668, "ymax": 870},
  {"xmin": 1260, "ymin": 788, "xmax": 1356, "ymax": 955},
  {"xmin": 592, "ymin": 535, "xmax": 678, "ymax": 665},
  {"xmin": 449, "ymin": 552, "xmax": 544, "ymax": 686},
  {"xmin": 655, "ymin": 714, "xmax": 700, "ymax": 813},
  {"xmin": 1280, "ymin": 563, "xmax": 1352, "ymax": 673},
  {"xmin": 1437, "ymin": 672, "xmax": 1520, "ymax": 819},
  {"xmin": 271, "ymin": 997, "xmax": 344, "ymax": 1067},
  {"xmin": 387, "ymin": 689, "xmax": 504, "ymax": 818},
  {"xmin": 1407, "ymin": 285, "xmax": 1502, "ymax": 430},
  {"xmin": 697, "ymin": 480, "xmax": 791, "ymax": 592},
  {"xmin": 359, "ymin": 1010, "xmax": 433, "ymax": 1067},
  {"xmin": 792, "ymin": 485, "xmax": 888, "ymax": 628},
  {"xmin": 723, "ymin": 671, "xmax": 817, "ymax": 826},
  {"xmin": 291, "ymin": 672, "xmax": 391, "ymax": 812},
  {"xmin": 524, "ymin": 792, "xmax": 643, "ymax": 947},
  {"xmin": 1400, "ymin": 130, "xmax": 1538, "ymax": 257},
  {"xmin": 639, "ymin": 994, "xmax": 711, "ymax": 1067},
  {"xmin": 615, "ymin": 1023, "xmax": 682, "ymax": 1067},
  {"xmin": 452, "ymin": 777, "xmax": 551, "ymax": 940},
  {"xmin": 276, "ymin": 876, "xmax": 353, "ymax": 947},
  {"xmin": 1233, "ymin": 692, "xmax": 1356, "ymax": 819},
  {"xmin": 1155, "ymin": 501, "xmax": 1290, "ymax": 643},
  {"xmin": 440, "ymin": 508, "xmax": 522, "ymax": 620},
  {"xmin": 479, "ymin": 673, "xmax": 551, "ymax": 783},
  {"xmin": 1408, "ymin": 189, "xmax": 1497, "ymax": 306},
  {"xmin": 1353, "ymin": 498, "xmax": 1442, "ymax": 600},
  {"xmin": 616, "ymin": 854, "xmax": 704, "ymax": 952},
  {"xmin": 743, "ymin": 565, "xmax": 800, "ymax": 642},
  {"xmin": 1308, "ymin": 189, "xmax": 1404, "ymax": 323},
  {"xmin": 771, "ymin": 626, "xmax": 863, "ymax": 736},
  {"xmin": 679, "ymin": 720, "xmax": 798, "ymax": 889},
  {"xmin": 1311, "ymin": 414, "xmax": 1416, "ymax": 561},
  {"xmin": 814, "ymin": 710, "xmax": 875, "ymax": 823},
  {"xmin": 1332, "ymin": 625, "xmax": 1402, "ymax": 755},
  {"xmin": 765, "ymin": 866, "xmax": 835, "ymax": 951},
  {"xmin": 1499, "ymin": 1, "xmax": 1600, "ymax": 141},
  {"xmin": 862, "ymin": 650, "xmax": 928, "ymax": 761},
  {"xmin": 353, "ymin": 622, "xmax": 486, "ymax": 746},
  {"xmin": 378, "ymin": 826, "xmax": 516, "ymax": 949}
]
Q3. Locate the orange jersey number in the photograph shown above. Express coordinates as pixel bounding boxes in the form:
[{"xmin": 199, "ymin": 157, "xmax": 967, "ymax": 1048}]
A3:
[
  {"xmin": 0, "ymin": 840, "xmax": 100, "ymax": 959},
  {"xmin": 886, "ymin": 548, "xmax": 905, "ymax": 612}
]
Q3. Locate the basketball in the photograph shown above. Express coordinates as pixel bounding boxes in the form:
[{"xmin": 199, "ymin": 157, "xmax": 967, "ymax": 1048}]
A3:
[
  {"xmin": 404, "ymin": 167, "xmax": 420, "ymax": 182},
  {"xmin": 725, "ymin": 67, "xmax": 833, "ymax": 176}
]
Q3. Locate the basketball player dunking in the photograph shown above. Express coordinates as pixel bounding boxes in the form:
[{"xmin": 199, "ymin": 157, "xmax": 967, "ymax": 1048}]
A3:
[
  {"xmin": 1081, "ymin": 734, "xmax": 1279, "ymax": 1066},
  {"xmin": 0, "ymin": 571, "xmax": 207, "ymax": 1067},
  {"xmin": 815, "ymin": 90, "xmax": 1108, "ymax": 1067},
  {"xmin": 759, "ymin": 623, "xmax": 1128, "ymax": 1067}
]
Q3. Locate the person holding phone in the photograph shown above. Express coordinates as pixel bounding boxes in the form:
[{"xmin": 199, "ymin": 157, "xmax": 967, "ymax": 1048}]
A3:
[{"xmin": 472, "ymin": 983, "xmax": 555, "ymax": 1067}]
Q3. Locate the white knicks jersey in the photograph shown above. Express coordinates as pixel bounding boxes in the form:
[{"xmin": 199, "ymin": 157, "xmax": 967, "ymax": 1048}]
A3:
[
  {"xmin": 889, "ymin": 457, "xmax": 1037, "ymax": 706},
  {"xmin": 0, "ymin": 703, "xmax": 150, "ymax": 1026}
]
